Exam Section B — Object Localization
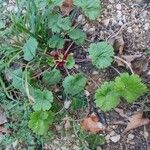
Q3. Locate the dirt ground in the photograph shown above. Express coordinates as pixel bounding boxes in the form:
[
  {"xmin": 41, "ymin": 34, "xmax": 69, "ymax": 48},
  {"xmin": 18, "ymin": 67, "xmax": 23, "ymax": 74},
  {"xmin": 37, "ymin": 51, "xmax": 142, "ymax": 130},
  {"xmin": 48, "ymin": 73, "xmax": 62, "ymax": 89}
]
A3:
[{"xmin": 3, "ymin": 0, "xmax": 150, "ymax": 150}]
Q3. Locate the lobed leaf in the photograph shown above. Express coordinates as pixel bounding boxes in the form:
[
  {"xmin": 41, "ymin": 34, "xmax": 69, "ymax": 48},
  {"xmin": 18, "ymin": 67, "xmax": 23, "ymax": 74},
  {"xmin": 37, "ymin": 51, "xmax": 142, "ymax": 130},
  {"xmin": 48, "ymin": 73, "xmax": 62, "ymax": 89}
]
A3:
[
  {"xmin": 88, "ymin": 42, "xmax": 114, "ymax": 69},
  {"xmin": 28, "ymin": 110, "xmax": 54, "ymax": 135},
  {"xmin": 74, "ymin": 0, "xmax": 101, "ymax": 20},
  {"xmin": 48, "ymin": 13, "xmax": 71, "ymax": 33},
  {"xmin": 32, "ymin": 89, "xmax": 53, "ymax": 111},
  {"xmin": 43, "ymin": 69, "xmax": 62, "ymax": 85},
  {"xmin": 48, "ymin": 34, "xmax": 64, "ymax": 49},
  {"xmin": 68, "ymin": 28, "xmax": 86, "ymax": 45},
  {"xmin": 114, "ymin": 73, "xmax": 148, "ymax": 103},
  {"xmin": 95, "ymin": 82, "xmax": 120, "ymax": 112},
  {"xmin": 63, "ymin": 74, "xmax": 87, "ymax": 96}
]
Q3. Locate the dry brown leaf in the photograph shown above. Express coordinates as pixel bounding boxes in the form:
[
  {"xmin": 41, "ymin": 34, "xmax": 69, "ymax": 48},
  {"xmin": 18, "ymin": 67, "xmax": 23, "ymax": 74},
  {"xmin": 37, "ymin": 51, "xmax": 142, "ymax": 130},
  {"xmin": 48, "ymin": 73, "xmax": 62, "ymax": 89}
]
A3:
[
  {"xmin": 124, "ymin": 112, "xmax": 150, "ymax": 133},
  {"xmin": 115, "ymin": 54, "xmax": 142, "ymax": 67},
  {"xmin": 0, "ymin": 107, "xmax": 7, "ymax": 125},
  {"xmin": 113, "ymin": 36, "xmax": 125, "ymax": 55},
  {"xmin": 131, "ymin": 56, "xmax": 149, "ymax": 75},
  {"xmin": 122, "ymin": 54, "xmax": 142, "ymax": 65},
  {"xmin": 60, "ymin": 0, "xmax": 73, "ymax": 15},
  {"xmin": 114, "ymin": 108, "xmax": 129, "ymax": 119},
  {"xmin": 80, "ymin": 114, "xmax": 106, "ymax": 134}
]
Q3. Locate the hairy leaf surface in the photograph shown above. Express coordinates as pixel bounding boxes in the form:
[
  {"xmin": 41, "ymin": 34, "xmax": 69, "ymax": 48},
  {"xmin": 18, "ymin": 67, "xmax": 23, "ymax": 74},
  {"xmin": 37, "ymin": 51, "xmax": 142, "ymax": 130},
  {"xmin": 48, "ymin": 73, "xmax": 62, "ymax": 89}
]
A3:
[{"xmin": 88, "ymin": 42, "xmax": 114, "ymax": 69}]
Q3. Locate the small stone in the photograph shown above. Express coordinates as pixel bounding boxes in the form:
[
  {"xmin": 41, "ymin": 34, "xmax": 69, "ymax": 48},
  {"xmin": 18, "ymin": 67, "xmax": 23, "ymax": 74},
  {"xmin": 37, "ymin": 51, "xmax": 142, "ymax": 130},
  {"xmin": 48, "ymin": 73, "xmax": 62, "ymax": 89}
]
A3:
[
  {"xmin": 117, "ymin": 12, "xmax": 122, "ymax": 19},
  {"xmin": 144, "ymin": 23, "xmax": 149, "ymax": 31},
  {"xmin": 110, "ymin": 135, "xmax": 121, "ymax": 143},
  {"xmin": 88, "ymin": 27, "xmax": 95, "ymax": 34},
  {"xmin": 110, "ymin": 131, "xmax": 116, "ymax": 136},
  {"xmin": 84, "ymin": 90, "xmax": 90, "ymax": 97},
  {"xmin": 92, "ymin": 71, "xmax": 99, "ymax": 75},
  {"xmin": 118, "ymin": 21, "xmax": 123, "ymax": 26},
  {"xmin": 127, "ymin": 27, "xmax": 133, "ymax": 33},
  {"xmin": 102, "ymin": 19, "xmax": 110, "ymax": 27},
  {"xmin": 116, "ymin": 4, "xmax": 122, "ymax": 10},
  {"xmin": 105, "ymin": 135, "xmax": 110, "ymax": 141},
  {"xmin": 77, "ymin": 15, "xmax": 83, "ymax": 22},
  {"xmin": 83, "ymin": 24, "xmax": 89, "ymax": 31},
  {"xmin": 97, "ymin": 146, "xmax": 102, "ymax": 150},
  {"xmin": 6, "ymin": 5, "xmax": 14, "ymax": 11},
  {"xmin": 109, "ymin": 0, "xmax": 114, "ymax": 3},
  {"xmin": 64, "ymin": 101, "xmax": 71, "ymax": 109},
  {"xmin": 128, "ymin": 134, "xmax": 135, "ymax": 140},
  {"xmin": 71, "ymin": 134, "xmax": 75, "ymax": 138}
]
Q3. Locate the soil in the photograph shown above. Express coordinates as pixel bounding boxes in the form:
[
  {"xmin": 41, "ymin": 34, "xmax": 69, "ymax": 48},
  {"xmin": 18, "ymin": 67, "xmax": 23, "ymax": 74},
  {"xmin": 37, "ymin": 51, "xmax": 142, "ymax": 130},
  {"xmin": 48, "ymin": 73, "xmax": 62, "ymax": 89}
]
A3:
[{"xmin": 3, "ymin": 0, "xmax": 150, "ymax": 150}]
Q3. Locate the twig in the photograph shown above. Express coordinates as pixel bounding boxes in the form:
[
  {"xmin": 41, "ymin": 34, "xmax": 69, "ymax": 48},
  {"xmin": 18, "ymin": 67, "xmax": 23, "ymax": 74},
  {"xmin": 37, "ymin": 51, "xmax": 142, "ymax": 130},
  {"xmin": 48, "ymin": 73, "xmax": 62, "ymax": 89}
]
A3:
[
  {"xmin": 110, "ymin": 66, "xmax": 121, "ymax": 75},
  {"xmin": 106, "ymin": 24, "xmax": 126, "ymax": 41},
  {"xmin": 64, "ymin": 42, "xmax": 74, "ymax": 56},
  {"xmin": 24, "ymin": 64, "xmax": 35, "ymax": 104},
  {"xmin": 75, "ymin": 58, "xmax": 91, "ymax": 63},
  {"xmin": 114, "ymin": 56, "xmax": 134, "ymax": 74},
  {"xmin": 31, "ymin": 67, "xmax": 50, "ymax": 79}
]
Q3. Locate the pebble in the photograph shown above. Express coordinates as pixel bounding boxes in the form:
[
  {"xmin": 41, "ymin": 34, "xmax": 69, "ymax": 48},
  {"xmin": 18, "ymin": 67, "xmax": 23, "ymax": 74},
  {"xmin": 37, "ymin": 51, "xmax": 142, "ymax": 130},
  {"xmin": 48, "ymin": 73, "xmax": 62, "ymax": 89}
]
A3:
[
  {"xmin": 102, "ymin": 19, "xmax": 110, "ymax": 27},
  {"xmin": 127, "ymin": 27, "xmax": 133, "ymax": 33},
  {"xmin": 117, "ymin": 11, "xmax": 122, "ymax": 18},
  {"xmin": 88, "ymin": 27, "xmax": 96, "ymax": 34},
  {"xmin": 110, "ymin": 135, "xmax": 121, "ymax": 143},
  {"xmin": 105, "ymin": 135, "xmax": 110, "ymax": 141},
  {"xmin": 118, "ymin": 20, "xmax": 123, "ymax": 26},
  {"xmin": 64, "ymin": 101, "xmax": 71, "ymax": 109},
  {"xmin": 109, "ymin": 0, "xmax": 114, "ymax": 3},
  {"xmin": 77, "ymin": 15, "xmax": 83, "ymax": 22},
  {"xmin": 92, "ymin": 71, "xmax": 99, "ymax": 75},
  {"xmin": 97, "ymin": 146, "xmax": 102, "ymax": 150},
  {"xmin": 128, "ymin": 134, "xmax": 135, "ymax": 140},
  {"xmin": 83, "ymin": 24, "xmax": 89, "ymax": 31},
  {"xmin": 144, "ymin": 23, "xmax": 149, "ymax": 31},
  {"xmin": 110, "ymin": 131, "xmax": 116, "ymax": 136},
  {"xmin": 116, "ymin": 4, "xmax": 122, "ymax": 10}
]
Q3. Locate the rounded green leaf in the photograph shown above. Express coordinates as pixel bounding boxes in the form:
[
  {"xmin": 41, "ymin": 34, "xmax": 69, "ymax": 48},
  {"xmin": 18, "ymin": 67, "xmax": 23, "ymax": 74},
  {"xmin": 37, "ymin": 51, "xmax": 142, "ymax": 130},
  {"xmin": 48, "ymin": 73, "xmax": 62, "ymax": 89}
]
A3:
[
  {"xmin": 68, "ymin": 28, "xmax": 86, "ymax": 45},
  {"xmin": 114, "ymin": 73, "xmax": 148, "ymax": 103},
  {"xmin": 28, "ymin": 110, "xmax": 54, "ymax": 135},
  {"xmin": 43, "ymin": 69, "xmax": 62, "ymax": 85},
  {"xmin": 74, "ymin": 0, "xmax": 101, "ymax": 20},
  {"xmin": 48, "ymin": 35, "xmax": 64, "ymax": 49},
  {"xmin": 88, "ymin": 42, "xmax": 114, "ymax": 69},
  {"xmin": 63, "ymin": 74, "xmax": 87, "ymax": 96},
  {"xmin": 32, "ymin": 89, "xmax": 53, "ymax": 111},
  {"xmin": 95, "ymin": 82, "xmax": 120, "ymax": 111}
]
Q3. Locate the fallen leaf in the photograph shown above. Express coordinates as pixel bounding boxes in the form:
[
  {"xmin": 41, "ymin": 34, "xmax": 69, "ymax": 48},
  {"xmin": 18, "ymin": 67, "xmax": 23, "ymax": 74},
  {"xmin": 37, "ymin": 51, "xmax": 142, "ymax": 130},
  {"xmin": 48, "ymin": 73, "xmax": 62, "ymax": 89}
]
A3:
[
  {"xmin": 131, "ymin": 56, "xmax": 149, "ymax": 75},
  {"xmin": 0, "ymin": 107, "xmax": 7, "ymax": 125},
  {"xmin": 80, "ymin": 114, "xmax": 106, "ymax": 134},
  {"xmin": 113, "ymin": 36, "xmax": 125, "ymax": 55},
  {"xmin": 60, "ymin": 0, "xmax": 73, "ymax": 15},
  {"xmin": 116, "ymin": 54, "xmax": 142, "ymax": 67},
  {"xmin": 114, "ymin": 108, "xmax": 129, "ymax": 119},
  {"xmin": 124, "ymin": 112, "xmax": 150, "ymax": 133},
  {"xmin": 122, "ymin": 54, "xmax": 142, "ymax": 65}
]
